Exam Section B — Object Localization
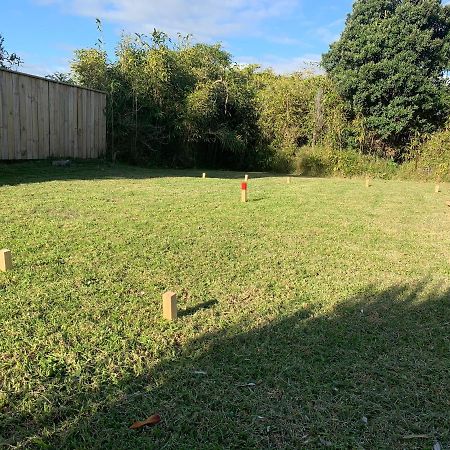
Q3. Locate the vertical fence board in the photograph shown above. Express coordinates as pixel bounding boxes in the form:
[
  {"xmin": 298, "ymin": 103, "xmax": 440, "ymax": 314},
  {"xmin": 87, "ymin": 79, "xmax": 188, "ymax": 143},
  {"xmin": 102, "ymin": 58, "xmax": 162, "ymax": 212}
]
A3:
[
  {"xmin": 49, "ymin": 82, "xmax": 55, "ymax": 157},
  {"xmin": 0, "ymin": 71, "xmax": 6, "ymax": 160},
  {"xmin": 62, "ymin": 84, "xmax": 68, "ymax": 158},
  {"xmin": 76, "ymin": 88, "xmax": 83, "ymax": 158},
  {"xmin": 102, "ymin": 94, "xmax": 107, "ymax": 155},
  {"xmin": 12, "ymin": 74, "xmax": 21, "ymax": 158},
  {"xmin": 4, "ymin": 72, "xmax": 16, "ymax": 159},
  {"xmin": 18, "ymin": 75, "xmax": 27, "ymax": 159},
  {"xmin": 41, "ymin": 80, "xmax": 50, "ymax": 158},
  {"xmin": 32, "ymin": 77, "xmax": 40, "ymax": 159},
  {"xmin": 83, "ymin": 89, "xmax": 88, "ymax": 159},
  {"xmin": 98, "ymin": 93, "xmax": 103, "ymax": 156},
  {"xmin": 94, "ymin": 92, "xmax": 98, "ymax": 158},
  {"xmin": 86, "ymin": 90, "xmax": 92, "ymax": 158},
  {"xmin": 37, "ymin": 78, "xmax": 46, "ymax": 158},
  {"xmin": 24, "ymin": 76, "xmax": 33, "ymax": 159}
]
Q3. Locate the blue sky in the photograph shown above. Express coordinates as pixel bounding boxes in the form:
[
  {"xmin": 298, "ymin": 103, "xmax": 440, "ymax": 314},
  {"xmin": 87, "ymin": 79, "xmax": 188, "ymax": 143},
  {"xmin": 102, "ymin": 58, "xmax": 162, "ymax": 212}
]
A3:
[{"xmin": 1, "ymin": 0, "xmax": 354, "ymax": 76}]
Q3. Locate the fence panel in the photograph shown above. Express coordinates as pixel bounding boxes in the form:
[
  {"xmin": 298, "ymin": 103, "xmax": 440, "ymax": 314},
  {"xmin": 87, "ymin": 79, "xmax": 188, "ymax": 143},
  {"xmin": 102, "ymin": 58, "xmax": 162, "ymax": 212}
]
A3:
[{"xmin": 0, "ymin": 68, "xmax": 106, "ymax": 160}]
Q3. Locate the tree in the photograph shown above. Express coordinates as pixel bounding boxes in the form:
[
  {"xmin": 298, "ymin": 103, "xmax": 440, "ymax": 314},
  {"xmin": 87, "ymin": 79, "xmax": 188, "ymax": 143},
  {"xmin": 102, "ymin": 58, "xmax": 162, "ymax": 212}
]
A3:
[
  {"xmin": 0, "ymin": 34, "xmax": 22, "ymax": 68},
  {"xmin": 322, "ymin": 0, "xmax": 450, "ymax": 157}
]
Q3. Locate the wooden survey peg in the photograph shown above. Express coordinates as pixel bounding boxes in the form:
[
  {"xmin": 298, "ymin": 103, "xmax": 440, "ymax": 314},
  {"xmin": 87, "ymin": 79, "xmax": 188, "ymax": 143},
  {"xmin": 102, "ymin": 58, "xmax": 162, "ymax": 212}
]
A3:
[
  {"xmin": 287, "ymin": 177, "xmax": 291, "ymax": 184},
  {"xmin": 202, "ymin": 173, "xmax": 206, "ymax": 179},
  {"xmin": 0, "ymin": 249, "xmax": 12, "ymax": 272},
  {"xmin": 163, "ymin": 291, "xmax": 177, "ymax": 321},
  {"xmin": 241, "ymin": 182, "xmax": 248, "ymax": 203},
  {"xmin": 435, "ymin": 184, "xmax": 441, "ymax": 193},
  {"xmin": 244, "ymin": 174, "xmax": 249, "ymax": 182}
]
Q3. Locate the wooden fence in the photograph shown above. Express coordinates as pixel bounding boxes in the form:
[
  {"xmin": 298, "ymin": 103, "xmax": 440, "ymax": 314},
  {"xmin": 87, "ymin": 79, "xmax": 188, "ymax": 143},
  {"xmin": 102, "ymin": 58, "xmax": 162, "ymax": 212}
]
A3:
[{"xmin": 0, "ymin": 68, "xmax": 106, "ymax": 160}]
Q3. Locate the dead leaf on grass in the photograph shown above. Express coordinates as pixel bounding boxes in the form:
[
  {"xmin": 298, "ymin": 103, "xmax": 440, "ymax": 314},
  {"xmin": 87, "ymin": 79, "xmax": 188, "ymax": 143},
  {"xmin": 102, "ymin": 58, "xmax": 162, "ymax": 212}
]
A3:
[{"xmin": 130, "ymin": 414, "xmax": 161, "ymax": 430}]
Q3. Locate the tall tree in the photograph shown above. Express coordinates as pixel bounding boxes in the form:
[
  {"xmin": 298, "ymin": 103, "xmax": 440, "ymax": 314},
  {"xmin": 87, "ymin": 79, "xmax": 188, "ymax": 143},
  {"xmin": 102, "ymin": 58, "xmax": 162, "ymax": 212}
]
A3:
[{"xmin": 322, "ymin": 0, "xmax": 450, "ymax": 157}]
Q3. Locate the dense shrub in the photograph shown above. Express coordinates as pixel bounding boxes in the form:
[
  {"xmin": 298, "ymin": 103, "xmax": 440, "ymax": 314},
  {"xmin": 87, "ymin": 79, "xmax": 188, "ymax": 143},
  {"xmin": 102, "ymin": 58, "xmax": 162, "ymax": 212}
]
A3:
[
  {"xmin": 293, "ymin": 146, "xmax": 398, "ymax": 178},
  {"xmin": 399, "ymin": 126, "xmax": 450, "ymax": 181}
]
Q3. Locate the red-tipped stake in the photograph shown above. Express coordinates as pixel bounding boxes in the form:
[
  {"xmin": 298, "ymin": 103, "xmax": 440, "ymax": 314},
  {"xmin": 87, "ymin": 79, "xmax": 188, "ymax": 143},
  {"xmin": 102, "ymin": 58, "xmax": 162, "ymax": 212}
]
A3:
[
  {"xmin": 0, "ymin": 249, "xmax": 12, "ymax": 272},
  {"xmin": 241, "ymin": 182, "xmax": 248, "ymax": 203},
  {"xmin": 163, "ymin": 291, "xmax": 177, "ymax": 321}
]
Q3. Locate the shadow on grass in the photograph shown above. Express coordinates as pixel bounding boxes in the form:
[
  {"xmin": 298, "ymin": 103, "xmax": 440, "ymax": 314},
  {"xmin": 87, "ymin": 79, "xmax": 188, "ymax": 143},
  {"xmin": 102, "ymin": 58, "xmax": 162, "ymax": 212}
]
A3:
[
  {"xmin": 178, "ymin": 299, "xmax": 218, "ymax": 318},
  {"xmin": 0, "ymin": 161, "xmax": 292, "ymax": 187},
  {"xmin": 2, "ymin": 281, "xmax": 449, "ymax": 449}
]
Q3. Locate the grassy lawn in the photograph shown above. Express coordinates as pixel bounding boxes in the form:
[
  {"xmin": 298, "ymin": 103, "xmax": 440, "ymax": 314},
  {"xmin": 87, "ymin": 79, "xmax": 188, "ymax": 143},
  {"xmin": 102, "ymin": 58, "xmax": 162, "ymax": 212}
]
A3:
[{"xmin": 0, "ymin": 161, "xmax": 449, "ymax": 450}]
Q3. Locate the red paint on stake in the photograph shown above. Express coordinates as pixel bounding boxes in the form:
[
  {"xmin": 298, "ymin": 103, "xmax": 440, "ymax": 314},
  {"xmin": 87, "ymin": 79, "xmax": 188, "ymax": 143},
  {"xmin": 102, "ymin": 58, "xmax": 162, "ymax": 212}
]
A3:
[{"xmin": 241, "ymin": 182, "xmax": 248, "ymax": 202}]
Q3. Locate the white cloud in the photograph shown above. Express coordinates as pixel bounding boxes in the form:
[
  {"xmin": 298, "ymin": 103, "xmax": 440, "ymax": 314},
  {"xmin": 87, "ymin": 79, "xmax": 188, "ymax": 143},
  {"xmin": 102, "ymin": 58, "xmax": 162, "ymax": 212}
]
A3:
[
  {"xmin": 13, "ymin": 49, "xmax": 70, "ymax": 77},
  {"xmin": 36, "ymin": 0, "xmax": 300, "ymax": 39},
  {"xmin": 315, "ymin": 18, "xmax": 344, "ymax": 45},
  {"xmin": 237, "ymin": 53, "xmax": 322, "ymax": 74}
]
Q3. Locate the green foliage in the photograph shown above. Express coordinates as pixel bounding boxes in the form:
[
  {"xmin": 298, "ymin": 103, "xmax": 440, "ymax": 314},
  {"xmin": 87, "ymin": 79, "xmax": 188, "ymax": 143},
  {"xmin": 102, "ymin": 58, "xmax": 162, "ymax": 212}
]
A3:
[
  {"xmin": 71, "ymin": 48, "xmax": 109, "ymax": 90},
  {"xmin": 323, "ymin": 0, "xmax": 450, "ymax": 156},
  {"xmin": 70, "ymin": 32, "xmax": 259, "ymax": 169},
  {"xmin": 256, "ymin": 72, "xmax": 347, "ymax": 151},
  {"xmin": 0, "ymin": 34, "xmax": 22, "ymax": 68}
]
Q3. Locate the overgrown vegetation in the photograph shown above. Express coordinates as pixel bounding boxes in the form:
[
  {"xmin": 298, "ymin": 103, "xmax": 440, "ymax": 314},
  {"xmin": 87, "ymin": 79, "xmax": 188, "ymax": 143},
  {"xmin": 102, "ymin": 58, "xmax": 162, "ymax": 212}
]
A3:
[
  {"xmin": 71, "ymin": 32, "xmax": 261, "ymax": 169},
  {"xmin": 1, "ymin": 162, "xmax": 449, "ymax": 449}
]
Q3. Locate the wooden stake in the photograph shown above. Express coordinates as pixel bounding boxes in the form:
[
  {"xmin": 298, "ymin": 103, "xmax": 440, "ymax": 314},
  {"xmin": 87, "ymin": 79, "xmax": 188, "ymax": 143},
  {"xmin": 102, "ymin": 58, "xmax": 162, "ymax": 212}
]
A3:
[
  {"xmin": 0, "ymin": 249, "xmax": 12, "ymax": 272},
  {"xmin": 163, "ymin": 291, "xmax": 177, "ymax": 321},
  {"xmin": 435, "ymin": 184, "xmax": 440, "ymax": 193},
  {"xmin": 202, "ymin": 173, "xmax": 206, "ymax": 179},
  {"xmin": 287, "ymin": 177, "xmax": 291, "ymax": 184},
  {"xmin": 244, "ymin": 174, "xmax": 249, "ymax": 182},
  {"xmin": 241, "ymin": 182, "xmax": 248, "ymax": 203}
]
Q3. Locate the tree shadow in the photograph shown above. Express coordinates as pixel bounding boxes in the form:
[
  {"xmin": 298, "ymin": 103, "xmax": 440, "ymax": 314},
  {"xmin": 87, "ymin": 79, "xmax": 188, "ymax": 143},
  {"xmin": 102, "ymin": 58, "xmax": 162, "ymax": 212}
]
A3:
[
  {"xmin": 0, "ymin": 161, "xmax": 297, "ymax": 187},
  {"xmin": 2, "ymin": 281, "xmax": 449, "ymax": 449}
]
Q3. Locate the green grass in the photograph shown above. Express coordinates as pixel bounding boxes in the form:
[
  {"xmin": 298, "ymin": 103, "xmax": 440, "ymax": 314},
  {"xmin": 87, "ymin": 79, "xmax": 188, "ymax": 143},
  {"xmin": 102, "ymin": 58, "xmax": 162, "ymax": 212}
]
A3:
[{"xmin": 1, "ymin": 161, "xmax": 449, "ymax": 450}]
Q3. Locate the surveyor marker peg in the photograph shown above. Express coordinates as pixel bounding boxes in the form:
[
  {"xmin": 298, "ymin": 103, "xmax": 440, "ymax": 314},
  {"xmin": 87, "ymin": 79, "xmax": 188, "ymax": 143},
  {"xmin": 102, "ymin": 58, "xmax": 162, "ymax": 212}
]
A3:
[
  {"xmin": 163, "ymin": 291, "xmax": 177, "ymax": 321},
  {"xmin": 244, "ymin": 174, "xmax": 249, "ymax": 182},
  {"xmin": 202, "ymin": 173, "xmax": 206, "ymax": 179},
  {"xmin": 435, "ymin": 184, "xmax": 441, "ymax": 193},
  {"xmin": 241, "ymin": 182, "xmax": 248, "ymax": 203},
  {"xmin": 0, "ymin": 249, "xmax": 12, "ymax": 272}
]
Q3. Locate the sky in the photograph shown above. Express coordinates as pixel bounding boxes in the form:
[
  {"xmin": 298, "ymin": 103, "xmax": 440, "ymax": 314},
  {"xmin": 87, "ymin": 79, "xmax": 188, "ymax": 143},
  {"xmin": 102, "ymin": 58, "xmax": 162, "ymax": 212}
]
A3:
[{"xmin": 1, "ymin": 0, "xmax": 355, "ymax": 77}]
